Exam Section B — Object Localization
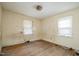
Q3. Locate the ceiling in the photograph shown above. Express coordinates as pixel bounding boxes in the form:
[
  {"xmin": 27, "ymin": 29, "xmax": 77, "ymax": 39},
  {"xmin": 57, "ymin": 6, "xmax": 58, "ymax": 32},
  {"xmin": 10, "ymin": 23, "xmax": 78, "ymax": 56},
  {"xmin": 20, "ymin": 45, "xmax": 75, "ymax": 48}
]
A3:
[{"xmin": 1, "ymin": 2, "xmax": 79, "ymax": 19}]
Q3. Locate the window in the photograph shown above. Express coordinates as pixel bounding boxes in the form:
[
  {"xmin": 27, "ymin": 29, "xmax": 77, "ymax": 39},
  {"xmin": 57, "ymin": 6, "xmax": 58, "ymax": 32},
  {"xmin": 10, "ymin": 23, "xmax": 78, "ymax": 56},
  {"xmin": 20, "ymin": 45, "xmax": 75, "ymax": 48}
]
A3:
[
  {"xmin": 58, "ymin": 16, "xmax": 72, "ymax": 37},
  {"xmin": 23, "ymin": 20, "xmax": 32, "ymax": 35}
]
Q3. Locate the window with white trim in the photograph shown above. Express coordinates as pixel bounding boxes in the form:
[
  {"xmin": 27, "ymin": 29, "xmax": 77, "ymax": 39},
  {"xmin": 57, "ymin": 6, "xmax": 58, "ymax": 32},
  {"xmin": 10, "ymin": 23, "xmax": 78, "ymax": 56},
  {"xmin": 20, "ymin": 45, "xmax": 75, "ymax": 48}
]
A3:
[
  {"xmin": 58, "ymin": 16, "xmax": 72, "ymax": 37},
  {"xmin": 23, "ymin": 20, "xmax": 32, "ymax": 35}
]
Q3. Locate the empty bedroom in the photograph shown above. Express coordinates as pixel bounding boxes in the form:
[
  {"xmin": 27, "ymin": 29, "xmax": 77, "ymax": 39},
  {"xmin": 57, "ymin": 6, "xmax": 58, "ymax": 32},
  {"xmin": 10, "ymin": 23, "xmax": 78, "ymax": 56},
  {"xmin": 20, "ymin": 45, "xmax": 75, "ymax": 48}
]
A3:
[{"xmin": 0, "ymin": 2, "xmax": 79, "ymax": 56}]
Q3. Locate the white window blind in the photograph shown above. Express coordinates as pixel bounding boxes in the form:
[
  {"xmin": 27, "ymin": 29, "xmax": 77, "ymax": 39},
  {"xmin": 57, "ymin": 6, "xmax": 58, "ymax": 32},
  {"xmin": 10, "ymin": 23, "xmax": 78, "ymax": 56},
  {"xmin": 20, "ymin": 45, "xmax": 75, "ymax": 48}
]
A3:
[
  {"xmin": 23, "ymin": 20, "xmax": 32, "ymax": 35},
  {"xmin": 58, "ymin": 16, "xmax": 72, "ymax": 37}
]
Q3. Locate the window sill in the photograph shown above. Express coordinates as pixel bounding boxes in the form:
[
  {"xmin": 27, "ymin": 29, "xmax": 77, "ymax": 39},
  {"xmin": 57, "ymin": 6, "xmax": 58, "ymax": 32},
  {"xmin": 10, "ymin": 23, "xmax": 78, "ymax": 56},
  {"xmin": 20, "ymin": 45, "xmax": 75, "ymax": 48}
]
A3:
[{"xmin": 57, "ymin": 35, "xmax": 72, "ymax": 38}]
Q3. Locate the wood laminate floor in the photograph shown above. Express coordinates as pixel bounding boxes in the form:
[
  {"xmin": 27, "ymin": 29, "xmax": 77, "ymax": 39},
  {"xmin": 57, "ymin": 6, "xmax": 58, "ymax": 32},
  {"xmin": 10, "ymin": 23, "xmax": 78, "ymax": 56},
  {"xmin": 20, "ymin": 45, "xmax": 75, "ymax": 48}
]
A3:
[{"xmin": 2, "ymin": 40, "xmax": 75, "ymax": 56}]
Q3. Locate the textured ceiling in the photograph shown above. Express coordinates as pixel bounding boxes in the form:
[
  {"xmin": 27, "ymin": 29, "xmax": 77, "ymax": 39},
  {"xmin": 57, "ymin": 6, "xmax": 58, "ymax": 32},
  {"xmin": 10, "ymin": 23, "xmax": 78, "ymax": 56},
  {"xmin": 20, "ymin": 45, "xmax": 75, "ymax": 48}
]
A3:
[{"xmin": 1, "ymin": 2, "xmax": 79, "ymax": 19}]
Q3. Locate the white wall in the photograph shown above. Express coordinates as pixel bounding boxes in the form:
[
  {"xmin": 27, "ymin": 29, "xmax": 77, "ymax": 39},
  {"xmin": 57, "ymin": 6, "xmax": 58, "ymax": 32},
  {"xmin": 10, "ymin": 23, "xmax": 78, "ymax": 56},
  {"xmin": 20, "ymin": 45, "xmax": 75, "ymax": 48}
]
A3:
[
  {"xmin": 2, "ymin": 9, "xmax": 41, "ymax": 47},
  {"xmin": 0, "ymin": 5, "xmax": 2, "ymax": 52},
  {"xmin": 42, "ymin": 8, "xmax": 79, "ymax": 50}
]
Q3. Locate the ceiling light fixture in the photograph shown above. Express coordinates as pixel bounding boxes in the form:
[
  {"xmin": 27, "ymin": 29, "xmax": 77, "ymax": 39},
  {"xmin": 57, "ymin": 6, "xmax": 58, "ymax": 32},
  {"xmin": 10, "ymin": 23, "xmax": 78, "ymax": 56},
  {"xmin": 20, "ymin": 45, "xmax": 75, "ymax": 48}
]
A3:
[{"xmin": 35, "ymin": 5, "xmax": 42, "ymax": 11}]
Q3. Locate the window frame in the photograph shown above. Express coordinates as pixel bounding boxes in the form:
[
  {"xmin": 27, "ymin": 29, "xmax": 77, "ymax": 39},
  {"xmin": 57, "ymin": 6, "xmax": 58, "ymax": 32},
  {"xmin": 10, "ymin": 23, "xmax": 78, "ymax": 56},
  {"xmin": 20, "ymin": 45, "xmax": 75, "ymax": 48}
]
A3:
[{"xmin": 57, "ymin": 16, "xmax": 72, "ymax": 37}]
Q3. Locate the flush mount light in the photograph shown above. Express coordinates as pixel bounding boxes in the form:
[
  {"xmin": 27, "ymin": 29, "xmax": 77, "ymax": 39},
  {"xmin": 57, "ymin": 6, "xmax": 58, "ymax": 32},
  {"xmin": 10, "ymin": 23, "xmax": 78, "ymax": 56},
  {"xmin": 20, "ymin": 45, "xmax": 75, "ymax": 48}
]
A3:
[{"xmin": 35, "ymin": 5, "xmax": 42, "ymax": 11}]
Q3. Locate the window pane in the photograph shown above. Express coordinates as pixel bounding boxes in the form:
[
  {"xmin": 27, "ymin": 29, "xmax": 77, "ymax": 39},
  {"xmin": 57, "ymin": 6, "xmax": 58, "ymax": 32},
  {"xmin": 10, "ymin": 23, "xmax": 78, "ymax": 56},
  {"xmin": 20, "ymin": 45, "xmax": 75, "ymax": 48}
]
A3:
[
  {"xmin": 23, "ymin": 20, "xmax": 32, "ymax": 35},
  {"xmin": 58, "ymin": 28, "xmax": 72, "ymax": 36},
  {"xmin": 58, "ymin": 16, "xmax": 72, "ymax": 28},
  {"xmin": 23, "ymin": 20, "xmax": 32, "ymax": 28},
  {"xmin": 24, "ymin": 29, "xmax": 32, "ymax": 34}
]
